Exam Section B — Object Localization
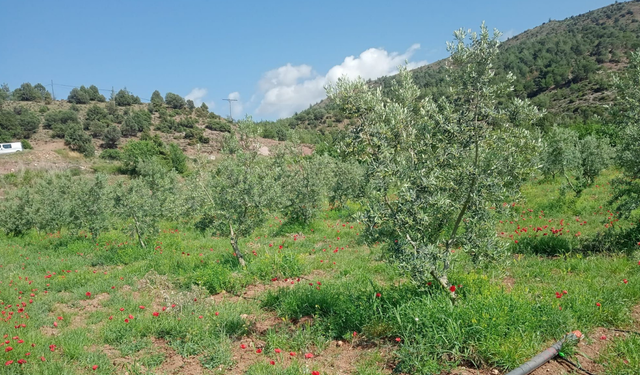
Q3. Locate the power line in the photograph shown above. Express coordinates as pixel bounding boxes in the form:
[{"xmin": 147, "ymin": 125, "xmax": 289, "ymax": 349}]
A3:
[{"xmin": 222, "ymin": 98, "xmax": 238, "ymax": 122}]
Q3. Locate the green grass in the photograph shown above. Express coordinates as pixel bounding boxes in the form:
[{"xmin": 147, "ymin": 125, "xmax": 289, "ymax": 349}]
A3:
[{"xmin": 0, "ymin": 170, "xmax": 639, "ymax": 374}]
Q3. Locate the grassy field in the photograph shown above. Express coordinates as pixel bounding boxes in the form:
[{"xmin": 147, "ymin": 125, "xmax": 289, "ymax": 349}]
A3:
[{"xmin": 0, "ymin": 170, "xmax": 639, "ymax": 374}]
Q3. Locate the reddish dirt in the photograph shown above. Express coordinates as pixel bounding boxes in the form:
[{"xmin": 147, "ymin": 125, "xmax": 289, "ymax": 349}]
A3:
[
  {"xmin": 501, "ymin": 276, "xmax": 515, "ymax": 292},
  {"xmin": 210, "ymin": 270, "xmax": 326, "ymax": 304},
  {"xmin": 153, "ymin": 338, "xmax": 208, "ymax": 375}
]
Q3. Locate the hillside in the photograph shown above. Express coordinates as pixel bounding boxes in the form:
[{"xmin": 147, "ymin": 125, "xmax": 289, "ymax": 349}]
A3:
[{"xmin": 285, "ymin": 0, "xmax": 640, "ymax": 130}]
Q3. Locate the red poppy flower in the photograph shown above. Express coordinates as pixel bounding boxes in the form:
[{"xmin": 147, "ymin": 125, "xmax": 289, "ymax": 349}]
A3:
[
  {"xmin": 449, "ymin": 285, "xmax": 456, "ymax": 293},
  {"xmin": 305, "ymin": 353, "xmax": 314, "ymax": 358},
  {"xmin": 596, "ymin": 302, "xmax": 601, "ymax": 307},
  {"xmin": 152, "ymin": 312, "xmax": 159, "ymax": 317},
  {"xmin": 375, "ymin": 293, "xmax": 381, "ymax": 298},
  {"xmin": 275, "ymin": 348, "xmax": 281, "ymax": 353},
  {"xmin": 86, "ymin": 292, "xmax": 91, "ymax": 297},
  {"xmin": 92, "ymin": 365, "xmax": 98, "ymax": 370},
  {"xmin": 240, "ymin": 344, "xmax": 246, "ymax": 349},
  {"xmin": 395, "ymin": 337, "xmax": 401, "ymax": 342},
  {"xmin": 289, "ymin": 352, "xmax": 296, "ymax": 356},
  {"xmin": 270, "ymin": 361, "xmax": 275, "ymax": 365},
  {"xmin": 312, "ymin": 372, "xmax": 320, "ymax": 375},
  {"xmin": 256, "ymin": 348, "xmax": 262, "ymax": 354}
]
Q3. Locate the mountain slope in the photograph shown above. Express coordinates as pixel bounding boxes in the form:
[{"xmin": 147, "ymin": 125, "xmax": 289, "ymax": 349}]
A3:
[{"xmin": 286, "ymin": 0, "xmax": 640, "ymax": 130}]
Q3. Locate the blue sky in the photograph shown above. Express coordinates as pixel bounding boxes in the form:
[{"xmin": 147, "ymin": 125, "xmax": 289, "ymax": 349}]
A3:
[{"xmin": 1, "ymin": 0, "xmax": 618, "ymax": 120}]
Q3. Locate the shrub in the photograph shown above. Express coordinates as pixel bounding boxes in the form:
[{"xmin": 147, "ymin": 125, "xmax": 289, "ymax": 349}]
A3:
[
  {"xmin": 102, "ymin": 125, "xmax": 122, "ymax": 149},
  {"xmin": 120, "ymin": 111, "xmax": 151, "ymax": 137},
  {"xmin": 165, "ymin": 92, "xmax": 186, "ymax": 109},
  {"xmin": 168, "ymin": 143, "xmax": 187, "ymax": 174},
  {"xmin": 12, "ymin": 83, "xmax": 42, "ymax": 102},
  {"xmin": 88, "ymin": 120, "xmax": 107, "ymax": 138},
  {"xmin": 120, "ymin": 116, "xmax": 139, "ymax": 137},
  {"xmin": 51, "ymin": 123, "xmax": 68, "ymax": 138},
  {"xmin": 206, "ymin": 118, "xmax": 231, "ymax": 133},
  {"xmin": 85, "ymin": 104, "xmax": 109, "ymax": 123},
  {"xmin": 67, "ymin": 87, "xmax": 90, "ymax": 104},
  {"xmin": 0, "ymin": 107, "xmax": 43, "ymax": 140},
  {"xmin": 88, "ymin": 85, "xmax": 106, "ymax": 102},
  {"xmin": 151, "ymin": 90, "xmax": 164, "ymax": 106},
  {"xmin": 114, "ymin": 88, "xmax": 141, "ymax": 106},
  {"xmin": 64, "ymin": 123, "xmax": 95, "ymax": 156},
  {"xmin": 21, "ymin": 139, "xmax": 32, "ymax": 150},
  {"xmin": 44, "ymin": 110, "xmax": 78, "ymax": 129},
  {"xmin": 16, "ymin": 110, "xmax": 40, "ymax": 138},
  {"xmin": 99, "ymin": 148, "xmax": 121, "ymax": 160},
  {"xmin": 38, "ymin": 105, "xmax": 49, "ymax": 114},
  {"xmin": 120, "ymin": 140, "xmax": 161, "ymax": 174}
]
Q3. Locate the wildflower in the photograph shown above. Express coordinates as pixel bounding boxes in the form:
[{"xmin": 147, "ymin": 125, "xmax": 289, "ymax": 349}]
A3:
[
  {"xmin": 86, "ymin": 292, "xmax": 91, "ymax": 297},
  {"xmin": 305, "ymin": 353, "xmax": 314, "ymax": 359},
  {"xmin": 375, "ymin": 293, "xmax": 381, "ymax": 298},
  {"xmin": 395, "ymin": 338, "xmax": 401, "ymax": 342},
  {"xmin": 600, "ymin": 335, "xmax": 607, "ymax": 340},
  {"xmin": 124, "ymin": 319, "xmax": 129, "ymax": 323},
  {"xmin": 270, "ymin": 361, "xmax": 275, "ymax": 365},
  {"xmin": 92, "ymin": 365, "xmax": 98, "ymax": 370},
  {"xmin": 623, "ymin": 279, "xmax": 628, "ymax": 284},
  {"xmin": 289, "ymin": 352, "xmax": 296, "ymax": 356},
  {"xmin": 256, "ymin": 348, "xmax": 262, "ymax": 354},
  {"xmin": 5, "ymin": 360, "xmax": 13, "ymax": 366},
  {"xmin": 312, "ymin": 372, "xmax": 320, "ymax": 375},
  {"xmin": 153, "ymin": 312, "xmax": 159, "ymax": 317},
  {"xmin": 5, "ymin": 346, "xmax": 12, "ymax": 352},
  {"xmin": 449, "ymin": 285, "xmax": 456, "ymax": 293},
  {"xmin": 240, "ymin": 344, "xmax": 246, "ymax": 349},
  {"xmin": 596, "ymin": 302, "xmax": 601, "ymax": 307},
  {"xmin": 139, "ymin": 306, "xmax": 145, "ymax": 309},
  {"xmin": 275, "ymin": 348, "xmax": 281, "ymax": 353}
]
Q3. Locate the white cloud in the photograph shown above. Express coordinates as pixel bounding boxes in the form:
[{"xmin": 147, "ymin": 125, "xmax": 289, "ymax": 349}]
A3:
[
  {"xmin": 499, "ymin": 29, "xmax": 517, "ymax": 41},
  {"xmin": 258, "ymin": 63, "xmax": 314, "ymax": 92},
  {"xmin": 185, "ymin": 88, "xmax": 206, "ymax": 105},
  {"xmin": 255, "ymin": 44, "xmax": 427, "ymax": 118}
]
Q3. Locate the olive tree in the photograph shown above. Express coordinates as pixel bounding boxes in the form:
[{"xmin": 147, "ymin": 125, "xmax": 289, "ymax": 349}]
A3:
[
  {"xmin": 113, "ymin": 160, "xmax": 177, "ymax": 248},
  {"xmin": 193, "ymin": 117, "xmax": 275, "ymax": 267},
  {"xmin": 327, "ymin": 24, "xmax": 540, "ymax": 297},
  {"xmin": 279, "ymin": 154, "xmax": 333, "ymax": 224},
  {"xmin": 610, "ymin": 50, "xmax": 640, "ymax": 220}
]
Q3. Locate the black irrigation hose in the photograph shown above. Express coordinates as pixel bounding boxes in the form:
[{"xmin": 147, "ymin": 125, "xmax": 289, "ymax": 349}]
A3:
[{"xmin": 558, "ymin": 355, "xmax": 597, "ymax": 375}]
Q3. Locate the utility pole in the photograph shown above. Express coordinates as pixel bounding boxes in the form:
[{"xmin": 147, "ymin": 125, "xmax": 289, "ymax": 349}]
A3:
[
  {"xmin": 222, "ymin": 98, "xmax": 238, "ymax": 122},
  {"xmin": 50, "ymin": 80, "xmax": 55, "ymax": 100}
]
